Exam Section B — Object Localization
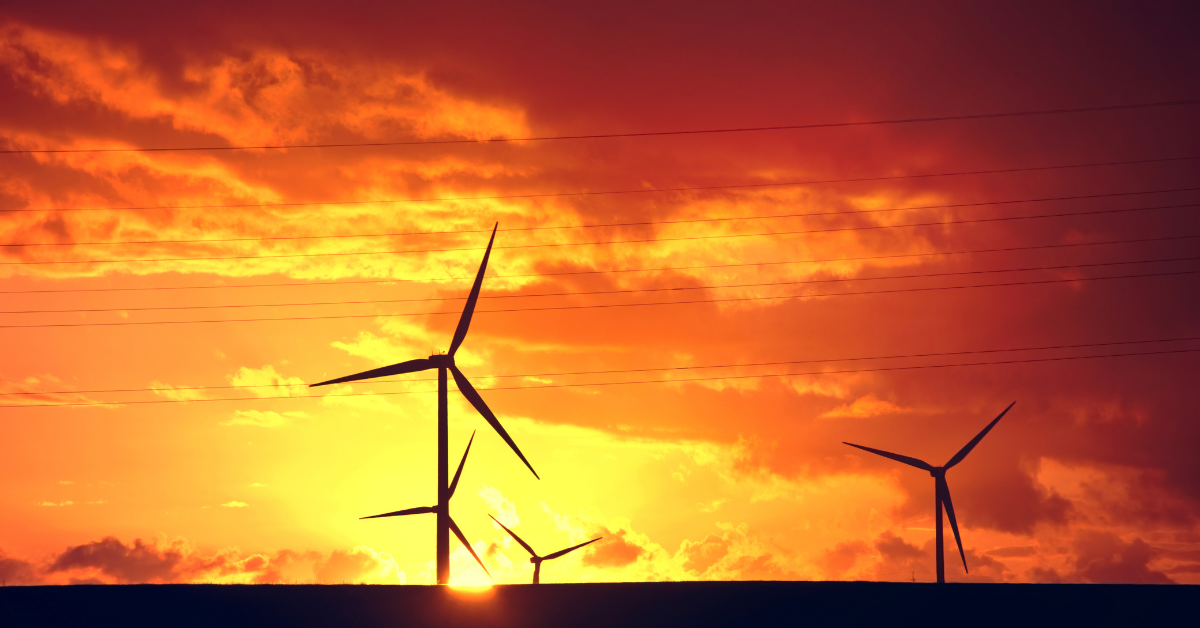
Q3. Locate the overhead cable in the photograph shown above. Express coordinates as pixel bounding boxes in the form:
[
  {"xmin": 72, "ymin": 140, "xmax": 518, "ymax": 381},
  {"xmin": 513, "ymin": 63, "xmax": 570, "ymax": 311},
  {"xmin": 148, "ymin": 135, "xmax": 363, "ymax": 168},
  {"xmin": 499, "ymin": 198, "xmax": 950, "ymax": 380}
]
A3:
[
  {"xmin": 2, "ymin": 268, "xmax": 1195, "ymax": 329},
  {"xmin": 4, "ymin": 347, "xmax": 1197, "ymax": 408},
  {"xmin": 3, "ymin": 233, "xmax": 1198, "ymax": 295},
  {"xmin": 4, "ymin": 335, "xmax": 1195, "ymax": 398},
  {"xmin": 4, "ymin": 201, "xmax": 1197, "ymax": 267},
  {"xmin": 3, "ymin": 99, "xmax": 1197, "ymax": 155},
  {"xmin": 6, "ymin": 185, "xmax": 1199, "ymax": 247},
  {"xmin": 4, "ymin": 255, "xmax": 1195, "ymax": 316},
  {"xmin": 5, "ymin": 155, "xmax": 1198, "ymax": 214}
]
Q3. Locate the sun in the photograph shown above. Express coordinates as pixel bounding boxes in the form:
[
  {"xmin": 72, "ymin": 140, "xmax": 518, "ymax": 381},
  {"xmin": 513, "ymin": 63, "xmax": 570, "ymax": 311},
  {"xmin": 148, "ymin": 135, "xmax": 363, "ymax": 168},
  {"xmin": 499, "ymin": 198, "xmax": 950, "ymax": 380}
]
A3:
[{"xmin": 447, "ymin": 570, "xmax": 494, "ymax": 591}]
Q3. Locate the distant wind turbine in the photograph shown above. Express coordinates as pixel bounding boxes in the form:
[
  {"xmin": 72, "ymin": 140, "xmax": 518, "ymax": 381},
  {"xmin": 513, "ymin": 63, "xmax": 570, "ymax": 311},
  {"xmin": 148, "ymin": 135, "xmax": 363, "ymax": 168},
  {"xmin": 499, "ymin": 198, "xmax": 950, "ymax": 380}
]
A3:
[
  {"xmin": 843, "ymin": 402, "xmax": 1015, "ymax": 584},
  {"xmin": 362, "ymin": 431, "xmax": 490, "ymax": 580},
  {"xmin": 488, "ymin": 514, "xmax": 602, "ymax": 584},
  {"xmin": 310, "ymin": 224, "xmax": 538, "ymax": 585}
]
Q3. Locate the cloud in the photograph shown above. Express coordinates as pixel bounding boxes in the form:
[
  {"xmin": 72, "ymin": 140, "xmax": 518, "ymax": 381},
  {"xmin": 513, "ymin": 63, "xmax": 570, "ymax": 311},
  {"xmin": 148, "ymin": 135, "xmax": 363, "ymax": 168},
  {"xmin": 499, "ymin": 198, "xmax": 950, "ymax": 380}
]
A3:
[
  {"xmin": 221, "ymin": 410, "xmax": 308, "ymax": 428},
  {"xmin": 675, "ymin": 524, "xmax": 798, "ymax": 581},
  {"xmin": 148, "ymin": 381, "xmax": 209, "ymax": 402},
  {"xmin": 818, "ymin": 540, "xmax": 870, "ymax": 579},
  {"xmin": 228, "ymin": 365, "xmax": 308, "ymax": 398},
  {"xmin": 1067, "ymin": 532, "xmax": 1173, "ymax": 584},
  {"xmin": 821, "ymin": 395, "xmax": 911, "ymax": 419},
  {"xmin": 583, "ymin": 527, "xmax": 645, "ymax": 568},
  {"xmin": 0, "ymin": 550, "xmax": 38, "ymax": 585},
  {"xmin": 16, "ymin": 536, "xmax": 393, "ymax": 585},
  {"xmin": 479, "ymin": 485, "xmax": 520, "ymax": 527},
  {"xmin": 313, "ymin": 546, "xmax": 405, "ymax": 584},
  {"xmin": 0, "ymin": 375, "xmax": 104, "ymax": 408},
  {"xmin": 0, "ymin": 25, "xmax": 528, "ymax": 148},
  {"xmin": 47, "ymin": 537, "xmax": 190, "ymax": 583},
  {"xmin": 220, "ymin": 501, "xmax": 248, "ymax": 508}
]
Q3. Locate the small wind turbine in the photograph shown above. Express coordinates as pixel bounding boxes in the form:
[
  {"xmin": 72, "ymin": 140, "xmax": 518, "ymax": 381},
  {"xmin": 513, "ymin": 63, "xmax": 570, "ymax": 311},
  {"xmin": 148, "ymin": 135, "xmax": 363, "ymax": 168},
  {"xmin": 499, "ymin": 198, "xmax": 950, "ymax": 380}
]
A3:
[
  {"xmin": 363, "ymin": 432, "xmax": 491, "ymax": 581},
  {"xmin": 311, "ymin": 224, "xmax": 538, "ymax": 585},
  {"xmin": 843, "ymin": 402, "xmax": 1015, "ymax": 584},
  {"xmin": 488, "ymin": 514, "xmax": 602, "ymax": 584}
]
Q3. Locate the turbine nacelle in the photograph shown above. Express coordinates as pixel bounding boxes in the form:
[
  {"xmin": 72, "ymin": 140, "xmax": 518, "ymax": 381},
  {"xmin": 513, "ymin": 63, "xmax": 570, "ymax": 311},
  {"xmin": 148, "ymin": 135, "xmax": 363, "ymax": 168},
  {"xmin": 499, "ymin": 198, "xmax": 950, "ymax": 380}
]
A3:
[
  {"xmin": 929, "ymin": 467, "xmax": 946, "ymax": 478},
  {"xmin": 427, "ymin": 353, "xmax": 453, "ymax": 368}
]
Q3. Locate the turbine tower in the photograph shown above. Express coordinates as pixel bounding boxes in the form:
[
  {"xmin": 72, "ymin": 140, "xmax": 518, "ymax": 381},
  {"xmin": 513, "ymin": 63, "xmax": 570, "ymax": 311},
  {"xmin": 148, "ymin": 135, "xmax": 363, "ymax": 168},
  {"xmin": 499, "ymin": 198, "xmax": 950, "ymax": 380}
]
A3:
[
  {"xmin": 363, "ymin": 432, "xmax": 490, "ymax": 581},
  {"xmin": 310, "ymin": 224, "xmax": 538, "ymax": 585},
  {"xmin": 488, "ymin": 514, "xmax": 602, "ymax": 584},
  {"xmin": 842, "ymin": 402, "xmax": 1015, "ymax": 583}
]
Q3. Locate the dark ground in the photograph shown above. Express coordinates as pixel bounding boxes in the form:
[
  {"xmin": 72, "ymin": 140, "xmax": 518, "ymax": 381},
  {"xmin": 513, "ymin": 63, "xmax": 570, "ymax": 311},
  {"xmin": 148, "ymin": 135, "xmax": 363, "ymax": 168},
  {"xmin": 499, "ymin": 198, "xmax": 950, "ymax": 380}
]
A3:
[{"xmin": 2, "ymin": 581, "xmax": 1195, "ymax": 627}]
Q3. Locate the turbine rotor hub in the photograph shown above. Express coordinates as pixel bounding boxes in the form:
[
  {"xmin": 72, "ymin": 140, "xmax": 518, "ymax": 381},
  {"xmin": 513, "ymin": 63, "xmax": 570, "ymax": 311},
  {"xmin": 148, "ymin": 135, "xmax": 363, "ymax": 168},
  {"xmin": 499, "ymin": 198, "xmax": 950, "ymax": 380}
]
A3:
[
  {"xmin": 531, "ymin": 557, "xmax": 542, "ymax": 564},
  {"xmin": 930, "ymin": 467, "xmax": 945, "ymax": 478}
]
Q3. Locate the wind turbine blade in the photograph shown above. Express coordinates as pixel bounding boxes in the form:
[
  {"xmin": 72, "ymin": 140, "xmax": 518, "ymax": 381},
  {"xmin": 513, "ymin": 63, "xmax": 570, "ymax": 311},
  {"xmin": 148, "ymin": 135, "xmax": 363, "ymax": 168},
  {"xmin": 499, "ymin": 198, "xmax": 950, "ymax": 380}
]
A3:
[
  {"xmin": 448, "ymin": 516, "xmax": 491, "ymax": 579},
  {"xmin": 360, "ymin": 505, "xmax": 437, "ymax": 519},
  {"xmin": 939, "ymin": 477, "xmax": 968, "ymax": 573},
  {"xmin": 447, "ymin": 431, "xmax": 476, "ymax": 500},
  {"xmin": 842, "ymin": 442, "xmax": 933, "ymax": 471},
  {"xmin": 448, "ymin": 224, "xmax": 498, "ymax": 357},
  {"xmin": 489, "ymin": 514, "xmax": 538, "ymax": 557},
  {"xmin": 944, "ymin": 401, "xmax": 1015, "ymax": 469},
  {"xmin": 451, "ymin": 364, "xmax": 540, "ymax": 479},
  {"xmin": 543, "ymin": 537, "xmax": 602, "ymax": 561},
  {"xmin": 309, "ymin": 358, "xmax": 434, "ymax": 387}
]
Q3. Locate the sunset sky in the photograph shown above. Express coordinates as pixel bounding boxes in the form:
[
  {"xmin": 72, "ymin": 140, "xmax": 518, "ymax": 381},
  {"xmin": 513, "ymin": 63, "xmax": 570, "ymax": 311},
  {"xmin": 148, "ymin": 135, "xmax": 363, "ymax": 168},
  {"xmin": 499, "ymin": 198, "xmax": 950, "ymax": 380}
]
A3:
[{"xmin": 2, "ymin": 1, "xmax": 1198, "ymax": 586}]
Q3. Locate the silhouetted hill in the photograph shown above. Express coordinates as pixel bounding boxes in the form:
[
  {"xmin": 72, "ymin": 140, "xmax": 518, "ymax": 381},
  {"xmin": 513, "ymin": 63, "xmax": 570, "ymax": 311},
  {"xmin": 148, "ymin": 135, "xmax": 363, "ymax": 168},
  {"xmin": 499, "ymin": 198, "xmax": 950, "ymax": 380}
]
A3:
[{"xmin": 2, "ymin": 581, "xmax": 1193, "ymax": 628}]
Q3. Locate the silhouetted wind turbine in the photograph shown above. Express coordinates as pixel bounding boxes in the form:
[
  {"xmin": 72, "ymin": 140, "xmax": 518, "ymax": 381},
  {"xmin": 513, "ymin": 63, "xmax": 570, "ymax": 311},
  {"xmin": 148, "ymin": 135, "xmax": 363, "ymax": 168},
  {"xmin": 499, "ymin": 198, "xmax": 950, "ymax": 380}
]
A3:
[
  {"xmin": 843, "ymin": 402, "xmax": 1015, "ymax": 584},
  {"xmin": 310, "ymin": 224, "xmax": 538, "ymax": 585},
  {"xmin": 488, "ymin": 515, "xmax": 602, "ymax": 584},
  {"xmin": 362, "ymin": 432, "xmax": 491, "ymax": 580}
]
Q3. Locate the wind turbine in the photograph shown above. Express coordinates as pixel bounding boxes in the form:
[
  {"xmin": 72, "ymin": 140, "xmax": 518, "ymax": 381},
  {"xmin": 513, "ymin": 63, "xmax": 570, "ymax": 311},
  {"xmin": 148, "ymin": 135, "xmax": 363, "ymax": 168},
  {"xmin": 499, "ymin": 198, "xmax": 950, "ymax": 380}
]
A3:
[
  {"xmin": 363, "ymin": 432, "xmax": 491, "ymax": 580},
  {"xmin": 488, "ymin": 514, "xmax": 602, "ymax": 584},
  {"xmin": 310, "ymin": 224, "xmax": 538, "ymax": 585},
  {"xmin": 842, "ymin": 402, "xmax": 1015, "ymax": 583}
]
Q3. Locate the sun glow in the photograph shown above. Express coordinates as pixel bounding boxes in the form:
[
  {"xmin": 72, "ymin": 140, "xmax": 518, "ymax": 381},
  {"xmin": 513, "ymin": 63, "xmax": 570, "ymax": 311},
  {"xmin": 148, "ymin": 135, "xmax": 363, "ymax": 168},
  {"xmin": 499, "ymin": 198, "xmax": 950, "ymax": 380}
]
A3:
[{"xmin": 447, "ymin": 570, "xmax": 494, "ymax": 591}]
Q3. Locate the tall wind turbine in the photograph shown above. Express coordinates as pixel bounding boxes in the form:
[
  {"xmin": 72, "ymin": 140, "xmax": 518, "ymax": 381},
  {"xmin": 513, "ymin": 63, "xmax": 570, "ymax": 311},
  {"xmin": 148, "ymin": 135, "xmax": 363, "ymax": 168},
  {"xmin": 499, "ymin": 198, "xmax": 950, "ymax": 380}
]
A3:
[
  {"xmin": 843, "ymin": 402, "xmax": 1015, "ymax": 583},
  {"xmin": 310, "ymin": 224, "xmax": 538, "ymax": 585},
  {"xmin": 488, "ymin": 515, "xmax": 602, "ymax": 584},
  {"xmin": 363, "ymin": 432, "xmax": 490, "ymax": 581}
]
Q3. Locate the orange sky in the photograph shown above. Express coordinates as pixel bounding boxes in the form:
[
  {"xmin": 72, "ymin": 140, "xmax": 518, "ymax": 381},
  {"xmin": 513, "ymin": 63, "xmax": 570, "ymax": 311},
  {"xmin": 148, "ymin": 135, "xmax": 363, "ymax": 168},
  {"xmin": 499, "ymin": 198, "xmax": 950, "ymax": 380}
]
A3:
[{"xmin": 1, "ymin": 1, "xmax": 1199, "ymax": 586}]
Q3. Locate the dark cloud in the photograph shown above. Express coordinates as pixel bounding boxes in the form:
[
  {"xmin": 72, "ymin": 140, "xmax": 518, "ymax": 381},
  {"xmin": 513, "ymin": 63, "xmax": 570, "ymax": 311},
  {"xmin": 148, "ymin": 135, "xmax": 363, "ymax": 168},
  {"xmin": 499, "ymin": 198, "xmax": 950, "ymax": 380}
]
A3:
[
  {"xmin": 818, "ymin": 540, "xmax": 869, "ymax": 579},
  {"xmin": 40, "ymin": 536, "xmax": 361, "ymax": 584},
  {"xmin": 1070, "ymin": 532, "xmax": 1173, "ymax": 584},
  {"xmin": 0, "ymin": 550, "xmax": 39, "ymax": 585},
  {"xmin": 869, "ymin": 531, "xmax": 1010, "ymax": 583},
  {"xmin": 48, "ymin": 537, "xmax": 185, "ymax": 583},
  {"xmin": 580, "ymin": 527, "xmax": 643, "ymax": 569},
  {"xmin": 680, "ymin": 534, "xmax": 731, "ymax": 576}
]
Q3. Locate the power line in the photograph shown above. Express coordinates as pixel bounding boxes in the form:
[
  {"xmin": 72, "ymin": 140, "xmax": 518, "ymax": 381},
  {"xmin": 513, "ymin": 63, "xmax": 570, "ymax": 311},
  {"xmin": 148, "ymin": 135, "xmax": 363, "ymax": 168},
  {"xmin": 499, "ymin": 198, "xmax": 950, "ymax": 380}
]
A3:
[
  {"xmin": 4, "ymin": 347, "xmax": 1196, "ymax": 408},
  {"xmin": 5, "ymin": 336, "xmax": 1195, "ymax": 398},
  {"xmin": 7, "ymin": 185, "xmax": 1199, "ymax": 247},
  {"xmin": 4, "ymin": 99, "xmax": 1197, "ymax": 155},
  {"xmin": 2, "ymin": 268, "xmax": 1195, "ymax": 329},
  {"xmin": 3, "ymin": 234, "xmax": 1197, "ymax": 296},
  {"xmin": 5, "ymin": 255, "xmax": 1195, "ymax": 316},
  {"xmin": 5, "ymin": 201, "xmax": 1196, "ymax": 267},
  {"xmin": 5, "ymin": 155, "xmax": 1198, "ymax": 214}
]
